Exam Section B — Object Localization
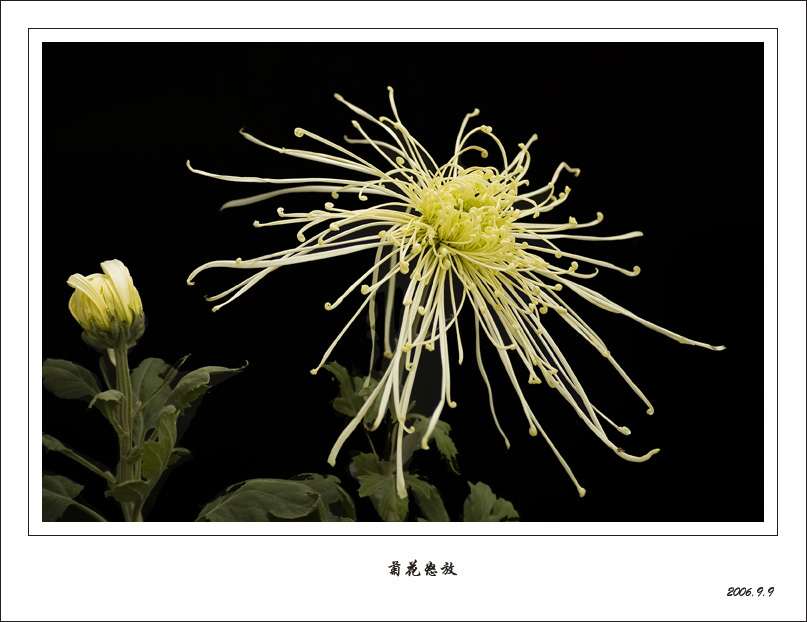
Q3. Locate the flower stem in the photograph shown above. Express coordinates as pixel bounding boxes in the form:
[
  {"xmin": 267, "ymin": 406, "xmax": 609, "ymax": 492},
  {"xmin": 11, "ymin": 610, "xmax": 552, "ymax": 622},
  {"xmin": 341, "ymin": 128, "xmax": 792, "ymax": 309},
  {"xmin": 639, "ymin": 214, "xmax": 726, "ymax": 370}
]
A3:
[
  {"xmin": 363, "ymin": 427, "xmax": 379, "ymax": 460},
  {"xmin": 113, "ymin": 339, "xmax": 138, "ymax": 521}
]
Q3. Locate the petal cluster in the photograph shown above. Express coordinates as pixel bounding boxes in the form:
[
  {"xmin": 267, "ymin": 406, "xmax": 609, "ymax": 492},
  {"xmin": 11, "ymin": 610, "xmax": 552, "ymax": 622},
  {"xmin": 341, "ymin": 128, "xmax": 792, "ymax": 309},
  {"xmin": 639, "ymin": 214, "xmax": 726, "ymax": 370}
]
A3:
[{"xmin": 68, "ymin": 259, "xmax": 143, "ymax": 334}]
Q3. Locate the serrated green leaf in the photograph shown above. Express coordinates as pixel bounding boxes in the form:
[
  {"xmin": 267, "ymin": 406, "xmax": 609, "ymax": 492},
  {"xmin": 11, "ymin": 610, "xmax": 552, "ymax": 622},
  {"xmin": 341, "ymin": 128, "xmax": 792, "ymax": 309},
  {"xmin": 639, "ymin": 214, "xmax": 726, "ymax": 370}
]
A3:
[
  {"xmin": 405, "ymin": 474, "xmax": 450, "ymax": 522},
  {"xmin": 400, "ymin": 422, "xmax": 423, "ymax": 466},
  {"xmin": 462, "ymin": 482, "xmax": 519, "ymax": 522},
  {"xmin": 168, "ymin": 363, "xmax": 246, "ymax": 410},
  {"xmin": 429, "ymin": 422, "xmax": 459, "ymax": 474},
  {"xmin": 42, "ymin": 435, "xmax": 114, "ymax": 483},
  {"xmin": 42, "ymin": 474, "xmax": 105, "ymax": 522},
  {"xmin": 141, "ymin": 406, "xmax": 178, "ymax": 483},
  {"xmin": 323, "ymin": 362, "xmax": 385, "ymax": 424},
  {"xmin": 290, "ymin": 473, "xmax": 356, "ymax": 521},
  {"xmin": 403, "ymin": 415, "xmax": 459, "ymax": 474},
  {"xmin": 351, "ymin": 451, "xmax": 383, "ymax": 475},
  {"xmin": 323, "ymin": 362, "xmax": 361, "ymax": 416},
  {"xmin": 356, "ymin": 472, "xmax": 408, "ymax": 521},
  {"xmin": 43, "ymin": 359, "xmax": 101, "ymax": 402},
  {"xmin": 196, "ymin": 479, "xmax": 324, "ymax": 522},
  {"xmin": 356, "ymin": 472, "xmax": 390, "ymax": 497}
]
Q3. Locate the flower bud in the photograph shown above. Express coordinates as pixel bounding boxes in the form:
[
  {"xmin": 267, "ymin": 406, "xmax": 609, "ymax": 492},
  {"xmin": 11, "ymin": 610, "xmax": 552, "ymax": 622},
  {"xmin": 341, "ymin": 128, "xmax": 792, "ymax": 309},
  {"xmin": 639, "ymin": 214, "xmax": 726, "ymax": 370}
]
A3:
[{"xmin": 67, "ymin": 259, "xmax": 145, "ymax": 350}]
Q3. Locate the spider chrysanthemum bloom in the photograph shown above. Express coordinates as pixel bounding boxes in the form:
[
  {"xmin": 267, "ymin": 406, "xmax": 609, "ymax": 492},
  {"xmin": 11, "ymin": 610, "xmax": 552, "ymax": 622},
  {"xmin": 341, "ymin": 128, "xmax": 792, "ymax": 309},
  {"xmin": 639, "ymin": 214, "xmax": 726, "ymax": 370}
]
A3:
[{"xmin": 188, "ymin": 87, "xmax": 724, "ymax": 499}]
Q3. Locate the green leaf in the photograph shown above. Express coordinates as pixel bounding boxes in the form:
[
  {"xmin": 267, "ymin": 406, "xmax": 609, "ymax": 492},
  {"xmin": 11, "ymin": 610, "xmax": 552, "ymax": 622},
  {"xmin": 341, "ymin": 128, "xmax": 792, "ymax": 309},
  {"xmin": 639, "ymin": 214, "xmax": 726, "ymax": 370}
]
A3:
[
  {"xmin": 42, "ymin": 435, "xmax": 114, "ymax": 484},
  {"xmin": 405, "ymin": 474, "xmax": 450, "ymax": 522},
  {"xmin": 196, "ymin": 479, "xmax": 325, "ymax": 522},
  {"xmin": 462, "ymin": 482, "xmax": 519, "ymax": 522},
  {"xmin": 323, "ymin": 362, "xmax": 385, "ymax": 424},
  {"xmin": 142, "ymin": 402, "xmax": 174, "ymax": 439},
  {"xmin": 428, "ymin": 421, "xmax": 459, "ymax": 474},
  {"xmin": 131, "ymin": 356, "xmax": 189, "ymax": 433},
  {"xmin": 351, "ymin": 451, "xmax": 383, "ymax": 475},
  {"xmin": 403, "ymin": 415, "xmax": 460, "ymax": 474},
  {"xmin": 356, "ymin": 378, "xmax": 385, "ymax": 424},
  {"xmin": 356, "ymin": 472, "xmax": 390, "ymax": 497},
  {"xmin": 290, "ymin": 473, "xmax": 356, "ymax": 521},
  {"xmin": 335, "ymin": 484, "xmax": 358, "ymax": 522},
  {"xmin": 42, "ymin": 474, "xmax": 83, "ymax": 521},
  {"xmin": 42, "ymin": 474, "xmax": 105, "ymax": 522},
  {"xmin": 168, "ymin": 363, "xmax": 246, "ymax": 410},
  {"xmin": 324, "ymin": 362, "xmax": 366, "ymax": 418},
  {"xmin": 87, "ymin": 389, "xmax": 125, "ymax": 425},
  {"xmin": 141, "ymin": 406, "xmax": 179, "ymax": 483},
  {"xmin": 356, "ymin": 472, "xmax": 408, "ymax": 521},
  {"xmin": 130, "ymin": 357, "xmax": 172, "ymax": 403},
  {"xmin": 42, "ymin": 359, "xmax": 101, "ymax": 402},
  {"xmin": 88, "ymin": 389, "xmax": 124, "ymax": 411},
  {"xmin": 400, "ymin": 417, "xmax": 424, "ymax": 466},
  {"xmin": 168, "ymin": 447, "xmax": 191, "ymax": 466},
  {"xmin": 323, "ymin": 362, "xmax": 360, "ymax": 415},
  {"xmin": 105, "ymin": 479, "xmax": 150, "ymax": 506},
  {"xmin": 350, "ymin": 453, "xmax": 407, "ymax": 521}
]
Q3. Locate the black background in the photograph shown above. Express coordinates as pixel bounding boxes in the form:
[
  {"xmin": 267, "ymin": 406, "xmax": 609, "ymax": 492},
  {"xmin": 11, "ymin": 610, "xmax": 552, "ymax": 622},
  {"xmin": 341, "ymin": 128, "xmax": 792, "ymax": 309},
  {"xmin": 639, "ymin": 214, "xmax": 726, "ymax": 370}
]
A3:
[{"xmin": 42, "ymin": 42, "xmax": 763, "ymax": 523}]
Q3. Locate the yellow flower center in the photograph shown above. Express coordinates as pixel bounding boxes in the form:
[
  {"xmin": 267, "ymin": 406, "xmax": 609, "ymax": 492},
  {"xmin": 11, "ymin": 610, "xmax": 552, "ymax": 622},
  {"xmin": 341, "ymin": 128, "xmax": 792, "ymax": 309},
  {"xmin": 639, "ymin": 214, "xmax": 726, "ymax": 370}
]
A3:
[{"xmin": 413, "ymin": 168, "xmax": 521, "ymax": 258}]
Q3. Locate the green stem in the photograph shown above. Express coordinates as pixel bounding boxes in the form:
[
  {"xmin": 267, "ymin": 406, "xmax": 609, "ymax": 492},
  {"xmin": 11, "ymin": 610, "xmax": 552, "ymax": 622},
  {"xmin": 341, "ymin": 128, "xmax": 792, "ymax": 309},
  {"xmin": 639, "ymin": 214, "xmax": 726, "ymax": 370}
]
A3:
[
  {"xmin": 384, "ymin": 414, "xmax": 395, "ymax": 462},
  {"xmin": 364, "ymin": 427, "xmax": 379, "ymax": 460},
  {"xmin": 113, "ymin": 339, "xmax": 140, "ymax": 521}
]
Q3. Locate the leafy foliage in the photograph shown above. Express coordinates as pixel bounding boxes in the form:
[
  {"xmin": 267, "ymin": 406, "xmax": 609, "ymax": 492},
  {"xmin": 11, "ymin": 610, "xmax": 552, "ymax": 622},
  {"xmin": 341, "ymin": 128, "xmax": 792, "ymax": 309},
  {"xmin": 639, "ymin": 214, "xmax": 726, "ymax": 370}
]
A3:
[
  {"xmin": 130, "ymin": 357, "xmax": 180, "ymax": 433},
  {"xmin": 462, "ymin": 482, "xmax": 519, "ymax": 522},
  {"xmin": 402, "ymin": 414, "xmax": 460, "ymax": 474},
  {"xmin": 105, "ymin": 479, "xmax": 150, "ymax": 506},
  {"xmin": 351, "ymin": 451, "xmax": 407, "ymax": 521},
  {"xmin": 42, "ymin": 435, "xmax": 114, "ymax": 483},
  {"xmin": 331, "ymin": 363, "xmax": 516, "ymax": 522},
  {"xmin": 351, "ymin": 453, "xmax": 450, "ymax": 522},
  {"xmin": 291, "ymin": 473, "xmax": 357, "ymax": 521},
  {"xmin": 42, "ymin": 474, "xmax": 105, "ymax": 522},
  {"xmin": 44, "ymin": 355, "xmax": 244, "ymax": 521},
  {"xmin": 42, "ymin": 359, "xmax": 101, "ymax": 402},
  {"xmin": 323, "ymin": 362, "xmax": 385, "ymax": 424},
  {"xmin": 130, "ymin": 357, "xmax": 174, "ymax": 404},
  {"xmin": 141, "ymin": 406, "xmax": 179, "ymax": 483},
  {"xmin": 88, "ymin": 389, "xmax": 124, "ymax": 423},
  {"xmin": 43, "ymin": 359, "xmax": 122, "ymax": 426},
  {"xmin": 169, "ymin": 363, "xmax": 247, "ymax": 410},
  {"xmin": 356, "ymin": 471, "xmax": 409, "ymax": 521},
  {"xmin": 405, "ymin": 473, "xmax": 450, "ymax": 522},
  {"xmin": 197, "ymin": 475, "xmax": 355, "ymax": 522}
]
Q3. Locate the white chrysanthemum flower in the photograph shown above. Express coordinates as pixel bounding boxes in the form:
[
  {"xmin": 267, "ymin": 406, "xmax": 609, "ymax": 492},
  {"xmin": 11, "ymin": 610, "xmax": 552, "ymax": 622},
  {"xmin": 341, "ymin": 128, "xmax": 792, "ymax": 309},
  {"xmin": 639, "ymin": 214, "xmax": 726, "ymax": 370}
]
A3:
[{"xmin": 188, "ymin": 88, "xmax": 724, "ymax": 499}]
